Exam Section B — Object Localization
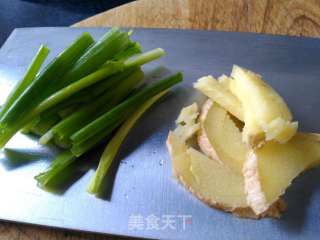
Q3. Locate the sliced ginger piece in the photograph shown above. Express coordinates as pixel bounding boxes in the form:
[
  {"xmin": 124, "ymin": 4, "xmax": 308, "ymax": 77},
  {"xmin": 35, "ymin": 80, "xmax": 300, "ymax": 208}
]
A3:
[
  {"xmin": 264, "ymin": 117, "xmax": 298, "ymax": 142},
  {"xmin": 230, "ymin": 65, "xmax": 298, "ymax": 146},
  {"xmin": 194, "ymin": 76, "xmax": 243, "ymax": 121},
  {"xmin": 170, "ymin": 103, "xmax": 200, "ymax": 180},
  {"xmin": 168, "ymin": 131, "xmax": 285, "ymax": 218},
  {"xmin": 167, "ymin": 104, "xmax": 285, "ymax": 218},
  {"xmin": 243, "ymin": 133, "xmax": 320, "ymax": 215},
  {"xmin": 173, "ymin": 103, "xmax": 200, "ymax": 142},
  {"xmin": 197, "ymin": 98, "xmax": 320, "ymax": 216},
  {"xmin": 198, "ymin": 99, "xmax": 247, "ymax": 173},
  {"xmin": 217, "ymin": 74, "xmax": 232, "ymax": 90},
  {"xmin": 168, "ymin": 132, "xmax": 248, "ymax": 215},
  {"xmin": 188, "ymin": 146, "xmax": 248, "ymax": 211}
]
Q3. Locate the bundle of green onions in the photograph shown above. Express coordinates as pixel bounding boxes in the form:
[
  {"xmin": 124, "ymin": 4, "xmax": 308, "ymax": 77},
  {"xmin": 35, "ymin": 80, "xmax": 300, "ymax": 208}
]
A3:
[{"xmin": 0, "ymin": 28, "xmax": 182, "ymax": 196}]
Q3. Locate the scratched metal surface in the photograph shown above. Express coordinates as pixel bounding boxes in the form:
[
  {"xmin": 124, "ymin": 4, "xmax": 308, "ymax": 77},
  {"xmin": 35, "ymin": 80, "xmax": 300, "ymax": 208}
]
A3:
[{"xmin": 0, "ymin": 28, "xmax": 320, "ymax": 240}]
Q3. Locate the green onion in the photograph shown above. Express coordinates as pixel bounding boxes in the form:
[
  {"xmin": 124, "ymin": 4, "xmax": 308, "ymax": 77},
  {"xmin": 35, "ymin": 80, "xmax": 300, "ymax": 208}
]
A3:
[
  {"xmin": 124, "ymin": 48, "xmax": 166, "ymax": 68},
  {"xmin": 22, "ymin": 101, "xmax": 76, "ymax": 135},
  {"xmin": 33, "ymin": 48, "xmax": 165, "ymax": 116},
  {"xmin": 33, "ymin": 62, "xmax": 124, "ymax": 115},
  {"xmin": 0, "ymin": 32, "xmax": 94, "ymax": 148},
  {"xmin": 68, "ymin": 42, "xmax": 141, "ymax": 102},
  {"xmin": 40, "ymin": 68, "xmax": 144, "ymax": 145},
  {"xmin": 55, "ymin": 27, "xmax": 134, "ymax": 89},
  {"xmin": 37, "ymin": 90, "xmax": 168, "ymax": 190},
  {"xmin": 22, "ymin": 105, "xmax": 64, "ymax": 136},
  {"xmin": 111, "ymin": 42, "xmax": 141, "ymax": 62},
  {"xmin": 0, "ymin": 45, "xmax": 49, "ymax": 118},
  {"xmin": 0, "ymin": 28, "xmax": 184, "ymax": 196},
  {"xmin": 70, "ymin": 121, "xmax": 120, "ymax": 157},
  {"xmin": 53, "ymin": 137, "xmax": 72, "ymax": 149},
  {"xmin": 87, "ymin": 90, "xmax": 168, "ymax": 195},
  {"xmin": 35, "ymin": 151, "xmax": 76, "ymax": 188},
  {"xmin": 71, "ymin": 72, "xmax": 183, "ymax": 144},
  {"xmin": 37, "ymin": 73, "xmax": 181, "ymax": 189},
  {"xmin": 29, "ymin": 114, "xmax": 60, "ymax": 136},
  {"xmin": 57, "ymin": 105, "xmax": 79, "ymax": 118}
]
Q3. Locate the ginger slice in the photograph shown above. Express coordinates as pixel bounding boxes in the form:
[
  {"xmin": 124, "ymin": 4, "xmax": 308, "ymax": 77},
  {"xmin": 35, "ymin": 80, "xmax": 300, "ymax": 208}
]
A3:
[
  {"xmin": 194, "ymin": 76, "xmax": 243, "ymax": 121},
  {"xmin": 217, "ymin": 74, "xmax": 232, "ymax": 90},
  {"xmin": 173, "ymin": 103, "xmax": 200, "ymax": 142},
  {"xmin": 243, "ymin": 133, "xmax": 320, "ymax": 214},
  {"xmin": 169, "ymin": 103, "xmax": 200, "ymax": 181},
  {"xmin": 230, "ymin": 65, "xmax": 298, "ymax": 146},
  {"xmin": 198, "ymin": 99, "xmax": 247, "ymax": 173},
  {"xmin": 197, "ymin": 97, "xmax": 320, "ymax": 217},
  {"xmin": 167, "ymin": 104, "xmax": 285, "ymax": 218},
  {"xmin": 168, "ymin": 131, "xmax": 285, "ymax": 218}
]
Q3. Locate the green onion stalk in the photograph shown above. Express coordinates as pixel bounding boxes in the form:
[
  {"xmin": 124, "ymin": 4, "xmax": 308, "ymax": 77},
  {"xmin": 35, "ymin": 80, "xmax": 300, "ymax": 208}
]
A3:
[
  {"xmin": 40, "ymin": 68, "xmax": 144, "ymax": 145},
  {"xmin": 87, "ymin": 90, "xmax": 168, "ymax": 196},
  {"xmin": 0, "ymin": 44, "xmax": 49, "ymax": 118},
  {"xmin": 0, "ymin": 32, "xmax": 94, "ymax": 147},
  {"xmin": 35, "ymin": 73, "xmax": 182, "ymax": 189},
  {"xmin": 0, "ymin": 34, "xmax": 163, "ymax": 148},
  {"xmin": 71, "ymin": 72, "xmax": 182, "ymax": 145}
]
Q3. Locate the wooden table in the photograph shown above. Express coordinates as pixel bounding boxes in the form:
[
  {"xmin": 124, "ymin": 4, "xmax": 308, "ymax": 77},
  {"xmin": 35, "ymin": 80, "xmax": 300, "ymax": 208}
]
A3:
[{"xmin": 1, "ymin": 0, "xmax": 320, "ymax": 239}]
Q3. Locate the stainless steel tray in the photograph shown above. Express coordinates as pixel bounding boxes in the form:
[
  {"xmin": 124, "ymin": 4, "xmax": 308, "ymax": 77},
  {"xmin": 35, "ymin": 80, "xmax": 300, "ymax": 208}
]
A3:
[{"xmin": 0, "ymin": 27, "xmax": 319, "ymax": 240}]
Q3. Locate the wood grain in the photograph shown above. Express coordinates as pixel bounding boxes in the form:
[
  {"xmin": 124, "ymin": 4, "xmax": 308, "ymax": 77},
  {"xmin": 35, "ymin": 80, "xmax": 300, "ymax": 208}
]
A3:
[
  {"xmin": 2, "ymin": 0, "xmax": 320, "ymax": 240},
  {"xmin": 75, "ymin": 0, "xmax": 320, "ymax": 37}
]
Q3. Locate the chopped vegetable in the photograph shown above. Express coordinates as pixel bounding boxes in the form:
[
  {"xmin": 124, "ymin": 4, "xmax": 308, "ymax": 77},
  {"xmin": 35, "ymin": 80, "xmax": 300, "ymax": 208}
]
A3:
[
  {"xmin": 0, "ymin": 28, "xmax": 183, "ymax": 196},
  {"xmin": 55, "ymin": 27, "xmax": 134, "ymax": 89},
  {"xmin": 35, "ymin": 73, "xmax": 181, "ymax": 188},
  {"xmin": 87, "ymin": 90, "xmax": 168, "ymax": 196},
  {"xmin": 35, "ymin": 151, "xmax": 76, "ymax": 188},
  {"xmin": 0, "ymin": 32, "xmax": 94, "ymax": 147},
  {"xmin": 71, "ymin": 72, "xmax": 182, "ymax": 145},
  {"xmin": 0, "ymin": 45, "xmax": 49, "ymax": 118},
  {"xmin": 40, "ymin": 68, "xmax": 144, "ymax": 145},
  {"xmin": 35, "ymin": 48, "xmax": 165, "ymax": 114}
]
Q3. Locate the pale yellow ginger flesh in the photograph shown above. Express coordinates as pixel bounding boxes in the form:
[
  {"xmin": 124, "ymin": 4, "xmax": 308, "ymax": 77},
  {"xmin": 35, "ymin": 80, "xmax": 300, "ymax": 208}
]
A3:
[
  {"xmin": 217, "ymin": 74, "xmax": 232, "ymax": 90},
  {"xmin": 264, "ymin": 117, "xmax": 298, "ymax": 142},
  {"xmin": 230, "ymin": 65, "xmax": 298, "ymax": 146},
  {"xmin": 173, "ymin": 103, "xmax": 200, "ymax": 142},
  {"xmin": 198, "ymin": 97, "xmax": 320, "ymax": 216},
  {"xmin": 168, "ymin": 65, "xmax": 320, "ymax": 219},
  {"xmin": 194, "ymin": 76, "xmax": 244, "ymax": 121},
  {"xmin": 168, "ymin": 132, "xmax": 248, "ymax": 210},
  {"xmin": 243, "ymin": 133, "xmax": 320, "ymax": 214},
  {"xmin": 167, "ymin": 104, "xmax": 285, "ymax": 218},
  {"xmin": 170, "ymin": 103, "xmax": 200, "ymax": 183},
  {"xmin": 198, "ymin": 99, "xmax": 247, "ymax": 173}
]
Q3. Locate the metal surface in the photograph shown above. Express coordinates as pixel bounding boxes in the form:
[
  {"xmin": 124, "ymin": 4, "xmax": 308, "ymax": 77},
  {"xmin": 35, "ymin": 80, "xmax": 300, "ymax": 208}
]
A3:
[{"xmin": 0, "ymin": 28, "xmax": 320, "ymax": 240}]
